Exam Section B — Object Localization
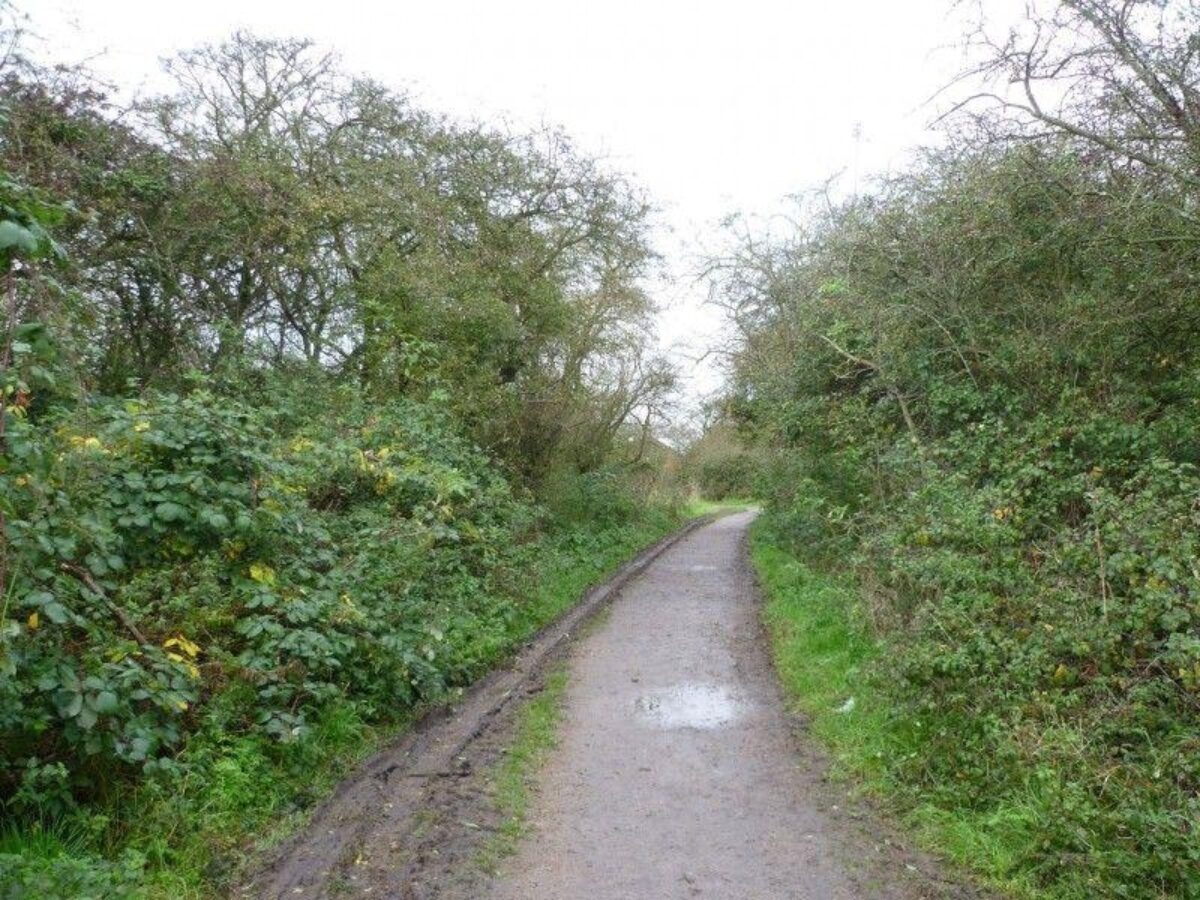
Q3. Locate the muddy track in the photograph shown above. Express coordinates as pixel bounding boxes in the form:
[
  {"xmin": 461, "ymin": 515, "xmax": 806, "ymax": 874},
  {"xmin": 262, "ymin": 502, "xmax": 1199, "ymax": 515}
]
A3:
[
  {"xmin": 235, "ymin": 515, "xmax": 716, "ymax": 899},
  {"xmin": 240, "ymin": 511, "xmax": 993, "ymax": 900}
]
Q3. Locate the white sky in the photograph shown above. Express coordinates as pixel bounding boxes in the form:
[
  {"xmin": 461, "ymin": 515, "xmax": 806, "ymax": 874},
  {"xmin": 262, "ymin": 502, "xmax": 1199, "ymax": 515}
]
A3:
[{"xmin": 33, "ymin": 0, "xmax": 1017, "ymax": 408}]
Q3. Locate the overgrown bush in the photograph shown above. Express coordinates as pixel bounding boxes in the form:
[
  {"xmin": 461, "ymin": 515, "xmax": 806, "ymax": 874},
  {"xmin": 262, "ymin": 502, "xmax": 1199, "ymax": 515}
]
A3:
[
  {"xmin": 0, "ymin": 386, "xmax": 525, "ymax": 796},
  {"xmin": 695, "ymin": 454, "xmax": 759, "ymax": 500},
  {"xmin": 716, "ymin": 116, "xmax": 1200, "ymax": 900},
  {"xmin": 680, "ymin": 420, "xmax": 762, "ymax": 501}
]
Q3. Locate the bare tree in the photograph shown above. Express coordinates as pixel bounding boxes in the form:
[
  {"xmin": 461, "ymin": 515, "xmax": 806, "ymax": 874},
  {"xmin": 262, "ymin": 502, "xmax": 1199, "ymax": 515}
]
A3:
[{"xmin": 943, "ymin": 0, "xmax": 1200, "ymax": 184}]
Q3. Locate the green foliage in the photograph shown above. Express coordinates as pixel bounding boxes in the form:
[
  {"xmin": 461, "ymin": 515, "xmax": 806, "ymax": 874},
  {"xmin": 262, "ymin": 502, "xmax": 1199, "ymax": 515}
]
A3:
[
  {"xmin": 680, "ymin": 420, "xmax": 763, "ymax": 501},
  {"xmin": 749, "ymin": 526, "xmax": 1043, "ymax": 899},
  {"xmin": 719, "ymin": 131, "xmax": 1200, "ymax": 898},
  {"xmin": 695, "ymin": 454, "xmax": 759, "ymax": 501},
  {"xmin": 1, "ymin": 386, "xmax": 518, "ymax": 787},
  {"xmin": 0, "ymin": 10, "xmax": 684, "ymax": 895},
  {"xmin": 0, "ymin": 823, "xmax": 146, "ymax": 900},
  {"xmin": 0, "ymin": 374, "xmax": 682, "ymax": 895},
  {"xmin": 0, "ymin": 32, "xmax": 673, "ymax": 476}
]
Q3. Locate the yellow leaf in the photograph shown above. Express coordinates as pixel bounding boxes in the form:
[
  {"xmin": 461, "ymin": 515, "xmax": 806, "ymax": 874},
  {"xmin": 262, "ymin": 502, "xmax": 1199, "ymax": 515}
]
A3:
[
  {"xmin": 27, "ymin": 611, "xmax": 39, "ymax": 630},
  {"xmin": 249, "ymin": 562, "xmax": 277, "ymax": 585},
  {"xmin": 1053, "ymin": 663, "xmax": 1070, "ymax": 681},
  {"xmin": 133, "ymin": 420, "xmax": 151, "ymax": 433},
  {"xmin": 70, "ymin": 435, "xmax": 103, "ymax": 450},
  {"xmin": 164, "ymin": 635, "xmax": 201, "ymax": 658}
]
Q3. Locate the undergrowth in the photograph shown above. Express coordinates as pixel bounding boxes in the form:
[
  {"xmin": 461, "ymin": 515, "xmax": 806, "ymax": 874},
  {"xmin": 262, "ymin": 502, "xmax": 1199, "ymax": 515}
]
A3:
[{"xmin": 751, "ymin": 514, "xmax": 1196, "ymax": 899}]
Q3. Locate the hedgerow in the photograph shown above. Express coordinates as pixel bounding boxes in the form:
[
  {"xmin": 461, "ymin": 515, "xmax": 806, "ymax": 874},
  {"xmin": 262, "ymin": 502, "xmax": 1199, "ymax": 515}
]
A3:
[{"xmin": 713, "ymin": 4, "xmax": 1200, "ymax": 887}]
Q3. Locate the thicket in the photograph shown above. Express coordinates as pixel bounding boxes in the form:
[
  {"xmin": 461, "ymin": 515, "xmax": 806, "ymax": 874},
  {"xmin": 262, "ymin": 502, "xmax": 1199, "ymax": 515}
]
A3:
[
  {"xmin": 715, "ymin": 2, "xmax": 1200, "ymax": 896},
  {"xmin": 0, "ymin": 12, "xmax": 680, "ymax": 896},
  {"xmin": 679, "ymin": 420, "xmax": 763, "ymax": 501}
]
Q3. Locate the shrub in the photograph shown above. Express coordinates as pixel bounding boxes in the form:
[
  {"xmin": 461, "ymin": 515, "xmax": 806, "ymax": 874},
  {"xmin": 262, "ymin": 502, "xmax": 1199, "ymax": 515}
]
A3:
[
  {"xmin": 0, "ymin": 386, "xmax": 536, "ymax": 806},
  {"xmin": 719, "ymin": 144, "xmax": 1200, "ymax": 896}
]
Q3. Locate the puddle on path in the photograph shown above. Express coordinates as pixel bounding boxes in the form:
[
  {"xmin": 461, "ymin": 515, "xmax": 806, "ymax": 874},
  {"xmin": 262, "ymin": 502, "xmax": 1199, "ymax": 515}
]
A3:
[{"xmin": 634, "ymin": 683, "xmax": 749, "ymax": 730}]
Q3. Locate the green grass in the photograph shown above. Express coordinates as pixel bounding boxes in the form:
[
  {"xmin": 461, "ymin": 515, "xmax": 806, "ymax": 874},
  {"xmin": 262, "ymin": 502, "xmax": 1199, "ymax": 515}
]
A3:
[
  {"xmin": 750, "ymin": 520, "xmax": 1044, "ymax": 900},
  {"xmin": 0, "ymin": 699, "xmax": 406, "ymax": 899},
  {"xmin": 751, "ymin": 529, "xmax": 889, "ymax": 779},
  {"xmin": 131, "ymin": 703, "xmax": 388, "ymax": 898},
  {"xmin": 516, "ymin": 514, "xmax": 679, "ymax": 633},
  {"xmin": 478, "ymin": 668, "xmax": 568, "ymax": 870},
  {"xmin": 683, "ymin": 496, "xmax": 756, "ymax": 517}
]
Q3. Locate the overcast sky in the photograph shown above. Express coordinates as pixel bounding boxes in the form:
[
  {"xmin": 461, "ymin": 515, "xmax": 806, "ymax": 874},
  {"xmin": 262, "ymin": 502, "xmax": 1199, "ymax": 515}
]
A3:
[{"xmin": 33, "ymin": 0, "xmax": 1019, "ymax": 406}]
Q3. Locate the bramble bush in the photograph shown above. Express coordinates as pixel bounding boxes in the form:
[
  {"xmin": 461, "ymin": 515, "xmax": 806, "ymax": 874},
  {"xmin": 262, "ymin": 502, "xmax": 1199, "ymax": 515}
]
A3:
[
  {"xmin": 718, "ymin": 141, "xmax": 1200, "ymax": 897},
  {"xmin": 0, "ymin": 386, "xmax": 523, "ymax": 791},
  {"xmin": 0, "ymin": 375, "xmax": 681, "ymax": 894}
]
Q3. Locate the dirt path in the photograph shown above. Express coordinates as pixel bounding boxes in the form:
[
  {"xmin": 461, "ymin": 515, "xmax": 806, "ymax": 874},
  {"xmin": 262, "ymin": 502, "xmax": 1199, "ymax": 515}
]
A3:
[
  {"xmin": 241, "ymin": 512, "xmax": 984, "ymax": 899},
  {"xmin": 486, "ymin": 511, "xmax": 977, "ymax": 900}
]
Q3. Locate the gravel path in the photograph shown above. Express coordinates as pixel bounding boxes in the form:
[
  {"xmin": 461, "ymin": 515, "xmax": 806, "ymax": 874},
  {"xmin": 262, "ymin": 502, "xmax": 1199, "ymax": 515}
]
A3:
[{"xmin": 486, "ymin": 511, "xmax": 967, "ymax": 900}]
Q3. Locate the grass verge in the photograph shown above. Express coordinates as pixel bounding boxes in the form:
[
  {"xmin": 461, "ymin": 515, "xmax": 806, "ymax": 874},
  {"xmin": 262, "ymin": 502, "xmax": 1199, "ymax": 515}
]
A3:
[
  {"xmin": 750, "ymin": 518, "xmax": 1043, "ymax": 900},
  {"xmin": 478, "ymin": 668, "xmax": 569, "ymax": 871}
]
